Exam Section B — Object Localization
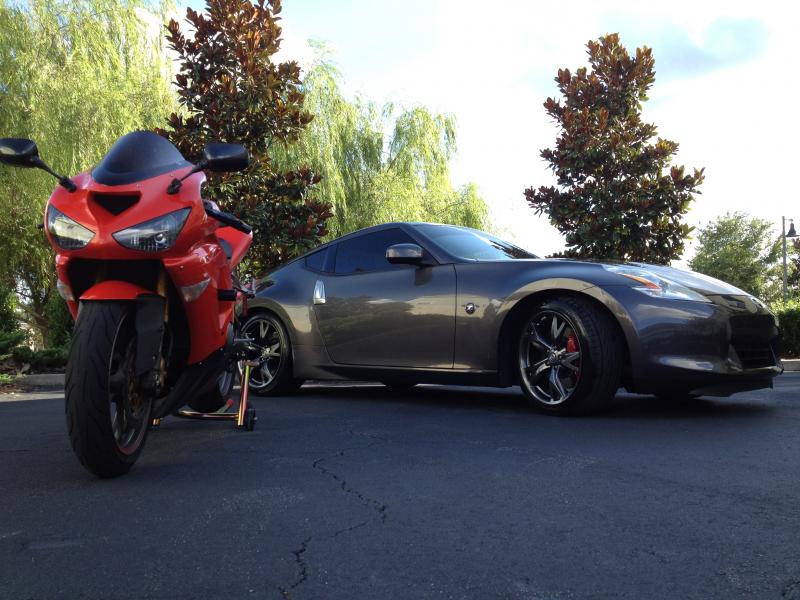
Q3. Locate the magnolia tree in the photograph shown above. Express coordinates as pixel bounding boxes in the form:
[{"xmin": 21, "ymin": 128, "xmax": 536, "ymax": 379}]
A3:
[
  {"xmin": 164, "ymin": 0, "xmax": 331, "ymax": 273},
  {"xmin": 526, "ymin": 34, "xmax": 704, "ymax": 263}
]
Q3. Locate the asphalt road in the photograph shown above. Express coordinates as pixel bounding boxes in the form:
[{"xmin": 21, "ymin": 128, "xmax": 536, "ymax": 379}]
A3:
[{"xmin": 1, "ymin": 376, "xmax": 799, "ymax": 600}]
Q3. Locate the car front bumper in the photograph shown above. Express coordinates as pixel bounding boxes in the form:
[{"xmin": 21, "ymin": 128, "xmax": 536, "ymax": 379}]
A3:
[{"xmin": 601, "ymin": 285, "xmax": 783, "ymax": 397}]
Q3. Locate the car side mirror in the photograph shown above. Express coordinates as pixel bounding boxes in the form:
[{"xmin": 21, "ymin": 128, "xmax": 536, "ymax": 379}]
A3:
[
  {"xmin": 0, "ymin": 138, "xmax": 41, "ymax": 168},
  {"xmin": 202, "ymin": 142, "xmax": 249, "ymax": 173},
  {"xmin": 387, "ymin": 243, "xmax": 425, "ymax": 265}
]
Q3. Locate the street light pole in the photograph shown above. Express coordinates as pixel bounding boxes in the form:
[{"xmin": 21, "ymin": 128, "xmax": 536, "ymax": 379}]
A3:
[
  {"xmin": 784, "ymin": 216, "xmax": 788, "ymax": 303},
  {"xmin": 783, "ymin": 216, "xmax": 798, "ymax": 303}
]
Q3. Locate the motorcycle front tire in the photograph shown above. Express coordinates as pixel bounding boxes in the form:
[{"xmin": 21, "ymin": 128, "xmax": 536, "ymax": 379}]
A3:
[{"xmin": 65, "ymin": 301, "xmax": 153, "ymax": 478}]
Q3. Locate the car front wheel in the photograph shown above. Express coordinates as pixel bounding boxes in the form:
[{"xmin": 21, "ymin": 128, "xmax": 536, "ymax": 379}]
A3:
[{"xmin": 517, "ymin": 296, "xmax": 623, "ymax": 415}]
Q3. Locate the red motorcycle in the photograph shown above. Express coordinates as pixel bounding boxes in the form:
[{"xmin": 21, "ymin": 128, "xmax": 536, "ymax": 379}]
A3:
[{"xmin": 0, "ymin": 131, "xmax": 263, "ymax": 478}]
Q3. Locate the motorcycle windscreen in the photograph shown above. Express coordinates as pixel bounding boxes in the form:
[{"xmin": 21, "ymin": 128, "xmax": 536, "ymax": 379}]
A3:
[{"xmin": 92, "ymin": 131, "xmax": 191, "ymax": 186}]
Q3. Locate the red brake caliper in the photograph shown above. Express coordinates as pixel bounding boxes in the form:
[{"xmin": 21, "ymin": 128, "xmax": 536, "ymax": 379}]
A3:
[{"xmin": 566, "ymin": 331, "xmax": 579, "ymax": 376}]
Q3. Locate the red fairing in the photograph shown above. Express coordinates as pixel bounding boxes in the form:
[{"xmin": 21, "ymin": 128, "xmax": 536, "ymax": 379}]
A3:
[
  {"xmin": 47, "ymin": 165, "xmax": 252, "ymax": 365},
  {"xmin": 80, "ymin": 280, "xmax": 153, "ymax": 300}
]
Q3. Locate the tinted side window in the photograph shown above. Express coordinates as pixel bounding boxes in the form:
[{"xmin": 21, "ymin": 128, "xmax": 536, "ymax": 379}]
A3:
[
  {"xmin": 305, "ymin": 248, "xmax": 328, "ymax": 272},
  {"xmin": 335, "ymin": 229, "xmax": 415, "ymax": 274}
]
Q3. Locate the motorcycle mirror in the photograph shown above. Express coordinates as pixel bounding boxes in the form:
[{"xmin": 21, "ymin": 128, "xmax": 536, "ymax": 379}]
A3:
[
  {"xmin": 202, "ymin": 142, "xmax": 249, "ymax": 173},
  {"xmin": 0, "ymin": 138, "xmax": 40, "ymax": 168},
  {"xmin": 0, "ymin": 137, "xmax": 77, "ymax": 191}
]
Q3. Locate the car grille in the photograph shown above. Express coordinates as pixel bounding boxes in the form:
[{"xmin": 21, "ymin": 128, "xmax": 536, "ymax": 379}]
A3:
[
  {"xmin": 732, "ymin": 343, "xmax": 775, "ymax": 369},
  {"xmin": 730, "ymin": 314, "xmax": 778, "ymax": 369}
]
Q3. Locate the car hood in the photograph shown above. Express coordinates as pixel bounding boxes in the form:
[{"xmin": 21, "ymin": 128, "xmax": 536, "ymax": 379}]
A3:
[
  {"xmin": 620, "ymin": 262, "xmax": 751, "ymax": 297},
  {"xmin": 520, "ymin": 258, "xmax": 753, "ymax": 298}
]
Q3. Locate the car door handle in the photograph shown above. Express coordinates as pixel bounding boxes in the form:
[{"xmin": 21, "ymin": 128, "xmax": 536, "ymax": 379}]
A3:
[{"xmin": 313, "ymin": 280, "xmax": 326, "ymax": 305}]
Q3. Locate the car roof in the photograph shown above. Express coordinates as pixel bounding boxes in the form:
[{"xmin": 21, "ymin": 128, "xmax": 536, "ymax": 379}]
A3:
[
  {"xmin": 281, "ymin": 221, "xmax": 495, "ymax": 270},
  {"xmin": 290, "ymin": 222, "xmax": 433, "ymax": 258}
]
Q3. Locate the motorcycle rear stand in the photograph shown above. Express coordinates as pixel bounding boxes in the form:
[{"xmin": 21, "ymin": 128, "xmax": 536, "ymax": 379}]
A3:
[{"xmin": 150, "ymin": 360, "xmax": 259, "ymax": 431}]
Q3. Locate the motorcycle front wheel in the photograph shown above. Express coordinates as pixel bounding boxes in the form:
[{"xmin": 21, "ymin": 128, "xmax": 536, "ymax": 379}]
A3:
[{"xmin": 65, "ymin": 301, "xmax": 153, "ymax": 478}]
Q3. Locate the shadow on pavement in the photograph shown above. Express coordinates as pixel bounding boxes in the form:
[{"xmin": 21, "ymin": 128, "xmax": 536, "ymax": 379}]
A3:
[{"xmin": 288, "ymin": 383, "xmax": 774, "ymax": 420}]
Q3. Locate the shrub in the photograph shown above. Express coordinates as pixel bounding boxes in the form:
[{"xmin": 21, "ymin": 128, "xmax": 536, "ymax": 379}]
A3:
[
  {"xmin": 772, "ymin": 301, "xmax": 800, "ymax": 358},
  {"xmin": 45, "ymin": 293, "xmax": 72, "ymax": 349},
  {"xmin": 0, "ymin": 330, "xmax": 25, "ymax": 356},
  {"xmin": 0, "ymin": 283, "xmax": 25, "ymax": 355},
  {"xmin": 11, "ymin": 345, "xmax": 68, "ymax": 371}
]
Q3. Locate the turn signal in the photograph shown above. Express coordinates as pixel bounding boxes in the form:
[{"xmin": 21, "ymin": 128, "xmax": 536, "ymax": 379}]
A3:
[
  {"xmin": 56, "ymin": 278, "xmax": 74, "ymax": 301},
  {"xmin": 180, "ymin": 277, "xmax": 210, "ymax": 302}
]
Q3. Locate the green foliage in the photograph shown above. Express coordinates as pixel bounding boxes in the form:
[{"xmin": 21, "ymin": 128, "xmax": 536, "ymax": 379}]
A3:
[
  {"xmin": 272, "ymin": 54, "xmax": 489, "ymax": 239},
  {"xmin": 526, "ymin": 34, "xmax": 704, "ymax": 263},
  {"xmin": 44, "ymin": 293, "xmax": 72, "ymax": 349},
  {"xmin": 0, "ymin": 283, "xmax": 24, "ymax": 354},
  {"xmin": 787, "ymin": 237, "xmax": 800, "ymax": 294},
  {"xmin": 0, "ymin": 331, "xmax": 25, "ymax": 356},
  {"xmin": 0, "ymin": 0, "xmax": 176, "ymax": 344},
  {"xmin": 689, "ymin": 212, "xmax": 781, "ymax": 302},
  {"xmin": 771, "ymin": 301, "xmax": 800, "ymax": 357},
  {"xmin": 163, "ymin": 0, "xmax": 332, "ymax": 272},
  {"xmin": 11, "ymin": 345, "xmax": 69, "ymax": 371}
]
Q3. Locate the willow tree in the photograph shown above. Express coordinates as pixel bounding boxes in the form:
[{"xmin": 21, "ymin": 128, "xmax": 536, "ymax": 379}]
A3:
[
  {"xmin": 0, "ymin": 0, "xmax": 176, "ymax": 345},
  {"xmin": 272, "ymin": 55, "xmax": 489, "ymax": 239}
]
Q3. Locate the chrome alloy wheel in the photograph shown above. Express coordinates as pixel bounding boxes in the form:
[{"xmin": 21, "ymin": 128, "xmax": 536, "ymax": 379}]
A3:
[
  {"xmin": 241, "ymin": 315, "xmax": 284, "ymax": 391},
  {"xmin": 519, "ymin": 310, "xmax": 582, "ymax": 405}
]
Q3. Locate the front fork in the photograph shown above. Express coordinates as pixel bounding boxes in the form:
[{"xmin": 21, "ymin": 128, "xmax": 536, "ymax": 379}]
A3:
[{"xmin": 151, "ymin": 286, "xmax": 262, "ymax": 431}]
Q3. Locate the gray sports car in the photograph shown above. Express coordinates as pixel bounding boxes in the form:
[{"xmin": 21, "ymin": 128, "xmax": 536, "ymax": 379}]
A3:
[{"xmin": 241, "ymin": 222, "xmax": 782, "ymax": 414}]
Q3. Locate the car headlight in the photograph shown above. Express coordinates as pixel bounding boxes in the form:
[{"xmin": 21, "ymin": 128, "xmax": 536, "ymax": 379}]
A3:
[
  {"xmin": 113, "ymin": 208, "xmax": 191, "ymax": 253},
  {"xmin": 603, "ymin": 265, "xmax": 710, "ymax": 302},
  {"xmin": 47, "ymin": 205, "xmax": 94, "ymax": 250}
]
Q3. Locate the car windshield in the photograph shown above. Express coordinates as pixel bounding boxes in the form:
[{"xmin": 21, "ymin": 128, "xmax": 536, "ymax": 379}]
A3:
[
  {"xmin": 92, "ymin": 131, "xmax": 191, "ymax": 186},
  {"xmin": 418, "ymin": 224, "xmax": 537, "ymax": 261}
]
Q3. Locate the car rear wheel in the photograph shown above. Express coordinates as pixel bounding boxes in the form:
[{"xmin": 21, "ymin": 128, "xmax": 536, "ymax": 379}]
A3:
[
  {"xmin": 187, "ymin": 369, "xmax": 235, "ymax": 414},
  {"xmin": 241, "ymin": 312, "xmax": 303, "ymax": 396},
  {"xmin": 517, "ymin": 296, "xmax": 623, "ymax": 415}
]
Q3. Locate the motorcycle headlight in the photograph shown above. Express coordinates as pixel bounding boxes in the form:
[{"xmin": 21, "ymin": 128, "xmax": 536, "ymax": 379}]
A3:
[
  {"xmin": 603, "ymin": 265, "xmax": 710, "ymax": 302},
  {"xmin": 112, "ymin": 208, "xmax": 191, "ymax": 253},
  {"xmin": 46, "ymin": 205, "xmax": 95, "ymax": 250}
]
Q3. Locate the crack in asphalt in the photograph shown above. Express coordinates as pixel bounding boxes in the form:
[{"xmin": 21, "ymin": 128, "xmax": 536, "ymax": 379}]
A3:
[
  {"xmin": 277, "ymin": 433, "xmax": 389, "ymax": 599},
  {"xmin": 311, "ymin": 452, "xmax": 389, "ymax": 524},
  {"xmin": 278, "ymin": 536, "xmax": 311, "ymax": 599}
]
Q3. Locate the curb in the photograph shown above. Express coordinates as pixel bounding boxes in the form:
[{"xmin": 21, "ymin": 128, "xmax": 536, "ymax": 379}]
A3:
[
  {"xmin": 18, "ymin": 373, "xmax": 65, "ymax": 387},
  {"xmin": 782, "ymin": 359, "xmax": 800, "ymax": 372}
]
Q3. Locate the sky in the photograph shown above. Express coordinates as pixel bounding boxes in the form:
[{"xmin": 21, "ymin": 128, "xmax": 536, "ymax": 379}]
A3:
[{"xmin": 186, "ymin": 0, "xmax": 799, "ymax": 262}]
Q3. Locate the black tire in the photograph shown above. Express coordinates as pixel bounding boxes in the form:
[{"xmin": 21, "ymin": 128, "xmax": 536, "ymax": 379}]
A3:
[
  {"xmin": 240, "ymin": 312, "xmax": 303, "ymax": 396},
  {"xmin": 517, "ymin": 296, "xmax": 623, "ymax": 416},
  {"xmin": 187, "ymin": 369, "xmax": 235, "ymax": 413},
  {"xmin": 244, "ymin": 407, "xmax": 257, "ymax": 431},
  {"xmin": 65, "ymin": 302, "xmax": 153, "ymax": 478}
]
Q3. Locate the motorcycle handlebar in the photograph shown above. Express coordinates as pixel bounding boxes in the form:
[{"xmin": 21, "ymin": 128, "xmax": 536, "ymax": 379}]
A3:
[{"xmin": 203, "ymin": 203, "xmax": 252, "ymax": 235}]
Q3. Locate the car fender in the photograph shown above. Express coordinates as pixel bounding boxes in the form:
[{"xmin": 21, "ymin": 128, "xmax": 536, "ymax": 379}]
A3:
[{"xmin": 498, "ymin": 278, "xmax": 644, "ymax": 377}]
